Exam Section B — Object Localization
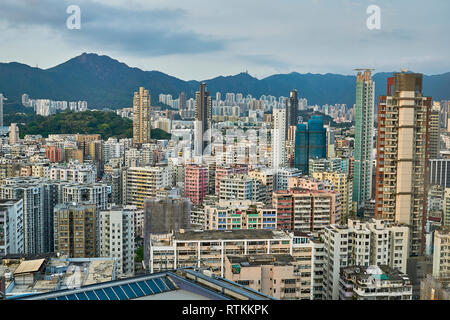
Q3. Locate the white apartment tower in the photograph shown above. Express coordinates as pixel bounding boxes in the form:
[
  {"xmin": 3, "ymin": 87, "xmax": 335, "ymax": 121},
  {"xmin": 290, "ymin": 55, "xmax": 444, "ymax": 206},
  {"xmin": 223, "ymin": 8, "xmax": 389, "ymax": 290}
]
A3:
[
  {"xmin": 272, "ymin": 108, "xmax": 287, "ymax": 169},
  {"xmin": 100, "ymin": 206, "xmax": 135, "ymax": 275},
  {"xmin": 322, "ymin": 218, "xmax": 409, "ymax": 299}
]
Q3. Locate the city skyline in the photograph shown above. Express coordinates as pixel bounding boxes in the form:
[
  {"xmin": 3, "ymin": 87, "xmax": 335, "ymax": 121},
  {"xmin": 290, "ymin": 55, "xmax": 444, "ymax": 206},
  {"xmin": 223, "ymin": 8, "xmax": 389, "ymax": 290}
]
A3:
[{"xmin": 1, "ymin": 0, "xmax": 450, "ymax": 304}]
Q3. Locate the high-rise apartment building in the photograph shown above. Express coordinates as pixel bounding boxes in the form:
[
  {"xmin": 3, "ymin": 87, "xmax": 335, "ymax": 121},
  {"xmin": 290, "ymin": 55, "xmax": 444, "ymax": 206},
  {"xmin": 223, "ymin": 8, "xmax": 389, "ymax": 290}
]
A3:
[
  {"xmin": 48, "ymin": 163, "xmax": 97, "ymax": 184},
  {"xmin": 143, "ymin": 197, "xmax": 190, "ymax": 235},
  {"xmin": 219, "ymin": 174, "xmax": 266, "ymax": 204},
  {"xmin": 353, "ymin": 70, "xmax": 375, "ymax": 210},
  {"xmin": 0, "ymin": 177, "xmax": 58, "ymax": 254},
  {"xmin": 272, "ymin": 188, "xmax": 341, "ymax": 234},
  {"xmin": 312, "ymin": 171, "xmax": 353, "ymax": 223},
  {"xmin": 0, "ymin": 93, "xmax": 5, "ymax": 128},
  {"xmin": 215, "ymin": 165, "xmax": 248, "ymax": 194},
  {"xmin": 432, "ymin": 227, "xmax": 450, "ymax": 278},
  {"xmin": 204, "ymin": 200, "xmax": 276, "ymax": 231},
  {"xmin": 375, "ymin": 72, "xmax": 432, "ymax": 256},
  {"xmin": 286, "ymin": 89, "xmax": 299, "ymax": 140},
  {"xmin": 132, "ymin": 87, "xmax": 152, "ymax": 144},
  {"xmin": 99, "ymin": 206, "xmax": 135, "ymax": 275},
  {"xmin": 247, "ymin": 168, "xmax": 275, "ymax": 205},
  {"xmin": 272, "ymin": 108, "xmax": 287, "ymax": 169},
  {"xmin": 322, "ymin": 219, "xmax": 409, "ymax": 299},
  {"xmin": 179, "ymin": 91, "xmax": 187, "ymax": 110},
  {"xmin": 444, "ymin": 188, "xmax": 450, "ymax": 227},
  {"xmin": 194, "ymin": 83, "xmax": 212, "ymax": 156},
  {"xmin": 60, "ymin": 183, "xmax": 109, "ymax": 211},
  {"xmin": 45, "ymin": 145, "xmax": 63, "ymax": 163},
  {"xmin": 308, "ymin": 158, "xmax": 349, "ymax": 175},
  {"xmin": 53, "ymin": 203, "xmax": 97, "ymax": 258},
  {"xmin": 0, "ymin": 199, "xmax": 24, "ymax": 256},
  {"xmin": 429, "ymin": 102, "xmax": 441, "ymax": 159},
  {"xmin": 8, "ymin": 123, "xmax": 19, "ymax": 145},
  {"xmin": 185, "ymin": 164, "xmax": 209, "ymax": 206},
  {"xmin": 122, "ymin": 166, "xmax": 170, "ymax": 208}
]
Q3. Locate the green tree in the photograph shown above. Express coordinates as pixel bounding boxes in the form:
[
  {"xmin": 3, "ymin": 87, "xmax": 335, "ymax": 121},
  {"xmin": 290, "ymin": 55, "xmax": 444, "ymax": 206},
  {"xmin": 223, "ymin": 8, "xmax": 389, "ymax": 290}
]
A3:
[{"xmin": 135, "ymin": 245, "xmax": 144, "ymax": 263}]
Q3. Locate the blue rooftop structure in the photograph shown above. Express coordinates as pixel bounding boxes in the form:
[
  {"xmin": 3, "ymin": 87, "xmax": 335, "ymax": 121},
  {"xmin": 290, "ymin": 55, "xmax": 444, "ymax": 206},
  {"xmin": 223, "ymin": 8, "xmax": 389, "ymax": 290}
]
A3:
[{"xmin": 9, "ymin": 268, "xmax": 276, "ymax": 301}]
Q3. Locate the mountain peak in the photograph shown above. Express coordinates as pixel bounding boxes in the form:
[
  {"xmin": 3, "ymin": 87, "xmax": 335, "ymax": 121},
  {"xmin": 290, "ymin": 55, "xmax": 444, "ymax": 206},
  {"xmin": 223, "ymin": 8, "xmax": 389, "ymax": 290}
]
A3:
[{"xmin": 0, "ymin": 53, "xmax": 448, "ymax": 108}]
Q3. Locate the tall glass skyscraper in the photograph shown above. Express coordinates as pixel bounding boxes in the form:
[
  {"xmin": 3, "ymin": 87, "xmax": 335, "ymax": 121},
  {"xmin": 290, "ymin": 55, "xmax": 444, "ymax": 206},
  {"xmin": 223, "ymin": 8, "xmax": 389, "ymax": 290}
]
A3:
[
  {"xmin": 287, "ymin": 89, "xmax": 299, "ymax": 128},
  {"xmin": 308, "ymin": 116, "xmax": 327, "ymax": 159},
  {"xmin": 294, "ymin": 115, "xmax": 326, "ymax": 174},
  {"xmin": 294, "ymin": 123, "xmax": 308, "ymax": 173},
  {"xmin": 352, "ymin": 70, "xmax": 375, "ymax": 210}
]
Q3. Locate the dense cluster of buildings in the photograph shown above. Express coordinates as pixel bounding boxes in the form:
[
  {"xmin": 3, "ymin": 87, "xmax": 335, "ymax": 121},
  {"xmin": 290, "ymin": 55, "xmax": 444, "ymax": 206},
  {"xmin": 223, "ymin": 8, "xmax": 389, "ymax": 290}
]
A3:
[
  {"xmin": 1, "ymin": 69, "xmax": 450, "ymax": 300},
  {"xmin": 21, "ymin": 94, "xmax": 88, "ymax": 116}
]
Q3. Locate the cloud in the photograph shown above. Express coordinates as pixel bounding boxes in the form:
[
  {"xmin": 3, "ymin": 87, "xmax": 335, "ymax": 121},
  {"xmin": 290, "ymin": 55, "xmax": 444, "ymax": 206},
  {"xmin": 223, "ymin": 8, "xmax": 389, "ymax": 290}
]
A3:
[
  {"xmin": 0, "ymin": 0, "xmax": 448, "ymax": 79},
  {"xmin": 0, "ymin": 0, "xmax": 224, "ymax": 56}
]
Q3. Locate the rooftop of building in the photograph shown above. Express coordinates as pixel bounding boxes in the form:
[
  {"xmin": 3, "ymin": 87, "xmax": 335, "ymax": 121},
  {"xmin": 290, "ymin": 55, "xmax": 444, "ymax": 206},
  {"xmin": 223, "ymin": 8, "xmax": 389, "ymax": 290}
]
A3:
[
  {"xmin": 0, "ymin": 198, "xmax": 21, "ymax": 206},
  {"xmin": 227, "ymin": 254, "xmax": 295, "ymax": 267},
  {"xmin": 174, "ymin": 229, "xmax": 290, "ymax": 241},
  {"xmin": 2, "ymin": 256, "xmax": 117, "ymax": 298},
  {"xmin": 341, "ymin": 265, "xmax": 409, "ymax": 284},
  {"xmin": 206, "ymin": 200, "xmax": 271, "ymax": 211},
  {"xmin": 9, "ymin": 268, "xmax": 275, "ymax": 301},
  {"xmin": 436, "ymin": 226, "xmax": 450, "ymax": 235}
]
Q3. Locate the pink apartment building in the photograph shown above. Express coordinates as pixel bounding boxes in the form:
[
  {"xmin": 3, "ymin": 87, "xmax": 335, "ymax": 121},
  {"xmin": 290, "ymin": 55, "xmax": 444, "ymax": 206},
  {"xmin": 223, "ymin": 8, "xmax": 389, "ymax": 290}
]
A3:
[{"xmin": 185, "ymin": 164, "xmax": 209, "ymax": 205}]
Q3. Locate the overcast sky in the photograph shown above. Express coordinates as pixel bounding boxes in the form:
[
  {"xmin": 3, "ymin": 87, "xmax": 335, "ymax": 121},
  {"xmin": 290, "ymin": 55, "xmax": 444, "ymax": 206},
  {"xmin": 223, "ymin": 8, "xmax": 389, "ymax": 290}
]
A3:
[{"xmin": 0, "ymin": 0, "xmax": 449, "ymax": 80}]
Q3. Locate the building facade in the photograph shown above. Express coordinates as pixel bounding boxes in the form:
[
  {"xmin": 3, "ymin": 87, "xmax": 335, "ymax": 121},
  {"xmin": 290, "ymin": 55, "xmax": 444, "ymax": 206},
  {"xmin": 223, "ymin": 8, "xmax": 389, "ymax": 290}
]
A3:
[
  {"xmin": 322, "ymin": 218, "xmax": 409, "ymax": 299},
  {"xmin": 353, "ymin": 70, "xmax": 375, "ymax": 210},
  {"xmin": 53, "ymin": 203, "xmax": 97, "ymax": 258},
  {"xmin": 99, "ymin": 206, "xmax": 135, "ymax": 275},
  {"xmin": 375, "ymin": 72, "xmax": 432, "ymax": 256},
  {"xmin": 133, "ymin": 87, "xmax": 152, "ymax": 144}
]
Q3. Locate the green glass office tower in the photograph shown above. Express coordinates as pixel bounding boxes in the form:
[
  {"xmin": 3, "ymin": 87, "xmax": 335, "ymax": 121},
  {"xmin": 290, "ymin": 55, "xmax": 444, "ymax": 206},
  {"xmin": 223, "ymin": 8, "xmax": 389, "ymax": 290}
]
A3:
[
  {"xmin": 294, "ymin": 116, "xmax": 326, "ymax": 174},
  {"xmin": 353, "ymin": 70, "xmax": 375, "ymax": 210}
]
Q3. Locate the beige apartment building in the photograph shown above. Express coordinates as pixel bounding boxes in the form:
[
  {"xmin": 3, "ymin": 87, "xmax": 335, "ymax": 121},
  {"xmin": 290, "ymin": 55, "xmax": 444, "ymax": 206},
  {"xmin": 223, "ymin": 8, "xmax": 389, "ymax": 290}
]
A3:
[
  {"xmin": 133, "ymin": 87, "xmax": 152, "ymax": 145},
  {"xmin": 312, "ymin": 171, "xmax": 353, "ymax": 223},
  {"xmin": 148, "ymin": 229, "xmax": 324, "ymax": 299},
  {"xmin": 122, "ymin": 166, "xmax": 170, "ymax": 209},
  {"xmin": 53, "ymin": 203, "xmax": 97, "ymax": 258},
  {"xmin": 375, "ymin": 72, "xmax": 432, "ymax": 256},
  {"xmin": 224, "ymin": 254, "xmax": 309, "ymax": 300},
  {"xmin": 432, "ymin": 227, "xmax": 450, "ymax": 278}
]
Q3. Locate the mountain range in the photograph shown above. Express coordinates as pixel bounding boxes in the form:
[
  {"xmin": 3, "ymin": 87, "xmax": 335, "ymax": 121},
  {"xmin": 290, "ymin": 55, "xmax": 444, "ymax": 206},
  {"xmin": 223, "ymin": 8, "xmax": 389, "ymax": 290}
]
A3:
[{"xmin": 0, "ymin": 53, "xmax": 449, "ymax": 109}]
